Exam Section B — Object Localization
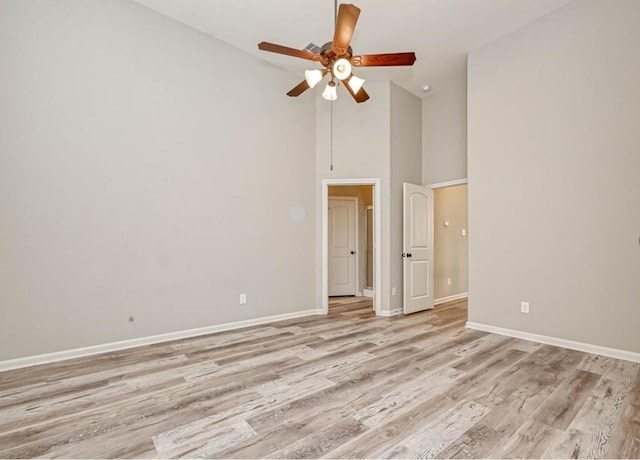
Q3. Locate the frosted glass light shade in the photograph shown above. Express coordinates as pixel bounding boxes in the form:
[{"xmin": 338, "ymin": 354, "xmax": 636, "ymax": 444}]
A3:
[
  {"xmin": 332, "ymin": 58, "xmax": 352, "ymax": 80},
  {"xmin": 305, "ymin": 69, "xmax": 323, "ymax": 88},
  {"xmin": 348, "ymin": 75, "xmax": 365, "ymax": 94},
  {"xmin": 322, "ymin": 81, "xmax": 338, "ymax": 101}
]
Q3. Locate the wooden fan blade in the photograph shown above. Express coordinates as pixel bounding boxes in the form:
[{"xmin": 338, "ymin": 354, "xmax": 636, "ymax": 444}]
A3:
[
  {"xmin": 332, "ymin": 4, "xmax": 361, "ymax": 55},
  {"xmin": 352, "ymin": 52, "xmax": 416, "ymax": 67},
  {"xmin": 287, "ymin": 80, "xmax": 310, "ymax": 97},
  {"xmin": 258, "ymin": 42, "xmax": 322, "ymax": 61},
  {"xmin": 343, "ymin": 79, "xmax": 370, "ymax": 103}
]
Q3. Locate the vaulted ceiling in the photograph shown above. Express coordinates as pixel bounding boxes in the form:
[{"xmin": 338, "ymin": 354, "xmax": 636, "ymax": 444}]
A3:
[{"xmin": 134, "ymin": 0, "xmax": 571, "ymax": 97}]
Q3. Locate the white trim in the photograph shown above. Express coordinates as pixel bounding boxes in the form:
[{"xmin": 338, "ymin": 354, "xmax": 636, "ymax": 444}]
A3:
[
  {"xmin": 322, "ymin": 178, "xmax": 382, "ymax": 316},
  {"xmin": 378, "ymin": 308, "xmax": 403, "ymax": 317},
  {"xmin": 466, "ymin": 322, "xmax": 640, "ymax": 364},
  {"xmin": 363, "ymin": 289, "xmax": 374, "ymax": 298},
  {"xmin": 434, "ymin": 292, "xmax": 468, "ymax": 305},
  {"xmin": 328, "ymin": 196, "xmax": 359, "ymax": 297},
  {"xmin": 0, "ymin": 309, "xmax": 324, "ymax": 373},
  {"xmin": 427, "ymin": 178, "xmax": 467, "ymax": 189}
]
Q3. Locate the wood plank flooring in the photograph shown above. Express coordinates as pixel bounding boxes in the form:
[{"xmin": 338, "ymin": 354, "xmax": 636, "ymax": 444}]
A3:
[{"xmin": 0, "ymin": 297, "xmax": 638, "ymax": 458}]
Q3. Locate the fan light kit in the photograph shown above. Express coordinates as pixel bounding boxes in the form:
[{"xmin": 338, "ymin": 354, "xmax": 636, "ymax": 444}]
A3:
[
  {"xmin": 347, "ymin": 75, "xmax": 365, "ymax": 94},
  {"xmin": 322, "ymin": 81, "xmax": 338, "ymax": 101},
  {"xmin": 305, "ymin": 70, "xmax": 324, "ymax": 88},
  {"xmin": 257, "ymin": 3, "xmax": 416, "ymax": 103},
  {"xmin": 332, "ymin": 58, "xmax": 352, "ymax": 80}
]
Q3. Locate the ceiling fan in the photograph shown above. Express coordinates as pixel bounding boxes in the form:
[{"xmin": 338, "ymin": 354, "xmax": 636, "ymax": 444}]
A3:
[{"xmin": 257, "ymin": 3, "xmax": 416, "ymax": 103}]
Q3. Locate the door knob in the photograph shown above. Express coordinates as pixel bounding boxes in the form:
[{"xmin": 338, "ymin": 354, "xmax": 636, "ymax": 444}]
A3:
[{"xmin": 350, "ymin": 251, "xmax": 355, "ymax": 255}]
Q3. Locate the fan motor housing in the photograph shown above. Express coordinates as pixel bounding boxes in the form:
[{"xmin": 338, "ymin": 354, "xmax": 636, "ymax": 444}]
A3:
[
  {"xmin": 319, "ymin": 41, "xmax": 353, "ymax": 69},
  {"xmin": 319, "ymin": 41, "xmax": 353, "ymax": 58}
]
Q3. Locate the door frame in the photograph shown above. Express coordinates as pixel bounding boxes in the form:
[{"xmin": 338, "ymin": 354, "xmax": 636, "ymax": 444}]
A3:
[
  {"xmin": 427, "ymin": 178, "xmax": 467, "ymax": 190},
  {"xmin": 328, "ymin": 196, "xmax": 359, "ymax": 297},
  {"xmin": 322, "ymin": 178, "xmax": 382, "ymax": 315}
]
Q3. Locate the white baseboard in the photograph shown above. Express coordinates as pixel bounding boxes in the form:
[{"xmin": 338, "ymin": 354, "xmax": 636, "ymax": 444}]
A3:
[
  {"xmin": 363, "ymin": 289, "xmax": 374, "ymax": 298},
  {"xmin": 0, "ymin": 309, "xmax": 325, "ymax": 373},
  {"xmin": 356, "ymin": 291, "xmax": 363, "ymax": 297},
  {"xmin": 378, "ymin": 308, "xmax": 402, "ymax": 317},
  {"xmin": 434, "ymin": 292, "xmax": 468, "ymax": 305},
  {"xmin": 466, "ymin": 321, "xmax": 640, "ymax": 364}
]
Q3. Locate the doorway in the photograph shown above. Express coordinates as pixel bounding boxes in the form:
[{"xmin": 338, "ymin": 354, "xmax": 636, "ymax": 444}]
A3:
[
  {"xmin": 322, "ymin": 179, "xmax": 381, "ymax": 315},
  {"xmin": 430, "ymin": 179, "xmax": 468, "ymax": 305}
]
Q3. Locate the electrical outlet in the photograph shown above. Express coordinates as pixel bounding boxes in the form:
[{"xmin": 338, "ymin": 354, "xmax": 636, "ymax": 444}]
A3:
[
  {"xmin": 461, "ymin": 228, "xmax": 467, "ymax": 236},
  {"xmin": 392, "ymin": 287, "xmax": 397, "ymax": 296},
  {"xmin": 520, "ymin": 301, "xmax": 529, "ymax": 314},
  {"xmin": 239, "ymin": 294, "xmax": 247, "ymax": 305},
  {"xmin": 447, "ymin": 278, "xmax": 452, "ymax": 286}
]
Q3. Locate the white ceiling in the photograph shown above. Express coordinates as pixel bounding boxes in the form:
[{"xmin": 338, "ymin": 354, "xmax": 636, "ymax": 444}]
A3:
[{"xmin": 134, "ymin": 0, "xmax": 571, "ymax": 97}]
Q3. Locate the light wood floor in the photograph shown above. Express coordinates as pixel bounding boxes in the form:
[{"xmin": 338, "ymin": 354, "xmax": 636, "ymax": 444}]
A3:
[{"xmin": 0, "ymin": 298, "xmax": 638, "ymax": 459}]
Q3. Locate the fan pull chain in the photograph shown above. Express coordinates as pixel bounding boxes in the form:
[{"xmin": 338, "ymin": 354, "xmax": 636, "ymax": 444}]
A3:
[
  {"xmin": 330, "ymin": 99, "xmax": 334, "ymax": 171},
  {"xmin": 330, "ymin": 0, "xmax": 337, "ymax": 171}
]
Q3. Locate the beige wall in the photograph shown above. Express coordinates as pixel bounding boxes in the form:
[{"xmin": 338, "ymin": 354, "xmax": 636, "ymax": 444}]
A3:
[
  {"xmin": 329, "ymin": 186, "xmax": 373, "ymax": 206},
  {"xmin": 0, "ymin": 0, "xmax": 316, "ymax": 360},
  {"xmin": 468, "ymin": 0, "xmax": 640, "ymax": 353},
  {"xmin": 422, "ymin": 76, "xmax": 467, "ymax": 185},
  {"xmin": 328, "ymin": 185, "xmax": 373, "ymax": 294},
  {"xmin": 434, "ymin": 185, "xmax": 468, "ymax": 300}
]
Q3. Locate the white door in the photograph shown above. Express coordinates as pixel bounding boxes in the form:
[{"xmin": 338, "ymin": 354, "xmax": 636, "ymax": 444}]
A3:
[
  {"xmin": 329, "ymin": 198, "xmax": 357, "ymax": 296},
  {"xmin": 403, "ymin": 183, "xmax": 434, "ymax": 314}
]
